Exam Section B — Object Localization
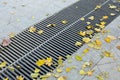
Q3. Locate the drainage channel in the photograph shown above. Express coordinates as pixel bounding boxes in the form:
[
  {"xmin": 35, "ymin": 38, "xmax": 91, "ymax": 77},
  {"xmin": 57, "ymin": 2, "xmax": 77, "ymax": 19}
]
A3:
[{"xmin": 0, "ymin": 0, "xmax": 120, "ymax": 80}]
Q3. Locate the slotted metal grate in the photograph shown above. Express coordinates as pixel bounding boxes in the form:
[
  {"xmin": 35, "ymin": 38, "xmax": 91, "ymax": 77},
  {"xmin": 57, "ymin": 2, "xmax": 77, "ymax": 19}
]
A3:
[{"xmin": 0, "ymin": 0, "xmax": 120, "ymax": 80}]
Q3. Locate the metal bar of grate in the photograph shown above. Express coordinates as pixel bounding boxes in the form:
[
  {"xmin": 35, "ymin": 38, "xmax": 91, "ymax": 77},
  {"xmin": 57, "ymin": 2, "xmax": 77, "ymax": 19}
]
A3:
[{"xmin": 0, "ymin": 0, "xmax": 120, "ymax": 80}]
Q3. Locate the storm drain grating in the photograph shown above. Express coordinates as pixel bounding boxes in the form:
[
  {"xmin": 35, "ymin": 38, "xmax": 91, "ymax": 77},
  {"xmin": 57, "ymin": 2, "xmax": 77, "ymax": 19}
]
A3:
[{"xmin": 0, "ymin": 0, "xmax": 120, "ymax": 80}]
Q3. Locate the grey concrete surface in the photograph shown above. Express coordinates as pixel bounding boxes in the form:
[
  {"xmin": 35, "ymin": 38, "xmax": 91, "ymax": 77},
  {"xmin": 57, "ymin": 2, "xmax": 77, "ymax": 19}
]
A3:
[{"xmin": 0, "ymin": 0, "xmax": 79, "ymax": 42}]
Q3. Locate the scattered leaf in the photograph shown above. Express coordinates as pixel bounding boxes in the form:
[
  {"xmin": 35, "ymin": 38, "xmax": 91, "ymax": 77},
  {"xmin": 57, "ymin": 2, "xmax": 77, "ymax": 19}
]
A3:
[
  {"xmin": 57, "ymin": 76, "xmax": 67, "ymax": 80},
  {"xmin": 116, "ymin": 45, "xmax": 120, "ymax": 50},
  {"xmin": 66, "ymin": 67, "xmax": 71, "ymax": 72},
  {"xmin": 2, "ymin": 39, "xmax": 11, "ymax": 47},
  {"xmin": 103, "ymin": 51, "xmax": 112, "ymax": 57},
  {"xmin": 107, "ymin": 35, "xmax": 116, "ymax": 40},
  {"xmin": 16, "ymin": 76, "xmax": 24, "ymax": 80},
  {"xmin": 16, "ymin": 66, "xmax": 21, "ymax": 69},
  {"xmin": 95, "ymin": 28, "xmax": 101, "ymax": 32},
  {"xmin": 87, "ymin": 70, "xmax": 94, "ymax": 76},
  {"xmin": 45, "ymin": 57, "xmax": 53, "ymax": 66},
  {"xmin": 36, "ymin": 59, "xmax": 45, "ymax": 67},
  {"xmin": 96, "ymin": 75, "xmax": 104, "ymax": 80},
  {"xmin": 9, "ymin": 32, "xmax": 15, "ymax": 38},
  {"xmin": 4, "ymin": 78, "xmax": 9, "ymax": 80},
  {"xmin": 94, "ymin": 5, "xmax": 101, "ymax": 10},
  {"xmin": 102, "ymin": 16, "xmax": 109, "ymax": 20},
  {"xmin": 28, "ymin": 26, "xmax": 36, "ymax": 33},
  {"xmin": 0, "ymin": 61, "xmax": 7, "ymax": 68},
  {"xmin": 83, "ymin": 48, "xmax": 90, "ymax": 54},
  {"xmin": 56, "ymin": 68, "xmax": 63, "ymax": 73},
  {"xmin": 88, "ymin": 16, "xmax": 95, "ymax": 20},
  {"xmin": 83, "ymin": 37, "xmax": 91, "ymax": 43},
  {"xmin": 80, "ymin": 17, "xmax": 85, "ymax": 21},
  {"xmin": 34, "ymin": 68, "xmax": 40, "ymax": 73},
  {"xmin": 38, "ymin": 30, "xmax": 44, "ymax": 35},
  {"xmin": 75, "ymin": 41, "xmax": 82, "ymax": 46},
  {"xmin": 104, "ymin": 37, "xmax": 111, "ymax": 43},
  {"xmin": 58, "ymin": 56, "xmax": 63, "ymax": 66},
  {"xmin": 100, "ymin": 21, "xmax": 106, "ymax": 25},
  {"xmin": 61, "ymin": 20, "xmax": 68, "ymax": 24},
  {"xmin": 86, "ymin": 22, "xmax": 91, "ymax": 25},
  {"xmin": 118, "ymin": 68, "xmax": 120, "ymax": 72},
  {"xmin": 110, "ymin": 13, "xmax": 116, "ymax": 16},
  {"xmin": 82, "ymin": 61, "xmax": 93, "ymax": 68},
  {"xmin": 75, "ymin": 55, "xmax": 83, "ymax": 61},
  {"xmin": 78, "ymin": 31, "xmax": 86, "ymax": 36},
  {"xmin": 31, "ymin": 73, "xmax": 39, "ymax": 78},
  {"xmin": 86, "ymin": 25, "xmax": 93, "ymax": 29},
  {"xmin": 53, "ymin": 74, "xmax": 60, "ymax": 78},
  {"xmin": 79, "ymin": 70, "xmax": 86, "ymax": 75},
  {"xmin": 109, "ymin": 4, "xmax": 117, "ymax": 9},
  {"xmin": 85, "ymin": 30, "xmax": 94, "ymax": 35},
  {"xmin": 8, "ymin": 66, "xmax": 14, "ymax": 71},
  {"xmin": 47, "ymin": 24, "xmax": 56, "ymax": 27}
]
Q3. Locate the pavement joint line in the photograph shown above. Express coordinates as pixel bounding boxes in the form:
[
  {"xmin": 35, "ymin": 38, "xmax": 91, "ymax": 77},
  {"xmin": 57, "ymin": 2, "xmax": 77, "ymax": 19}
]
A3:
[
  {"xmin": 81, "ymin": 16, "xmax": 120, "ymax": 80},
  {"xmin": 0, "ymin": 0, "xmax": 110, "ymax": 73}
]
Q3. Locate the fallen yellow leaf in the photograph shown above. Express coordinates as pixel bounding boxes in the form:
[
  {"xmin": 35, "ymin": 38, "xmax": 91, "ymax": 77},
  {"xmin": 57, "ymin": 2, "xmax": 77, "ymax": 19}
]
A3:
[
  {"xmin": 83, "ymin": 48, "xmax": 90, "ymax": 54},
  {"xmin": 9, "ymin": 32, "xmax": 15, "ymax": 38},
  {"xmin": 57, "ymin": 76, "xmax": 67, "ymax": 80},
  {"xmin": 104, "ymin": 37, "xmax": 111, "ymax": 43},
  {"xmin": 87, "ymin": 70, "xmax": 94, "ymax": 76},
  {"xmin": 86, "ymin": 25, "xmax": 93, "ymax": 29},
  {"xmin": 47, "ymin": 24, "xmax": 56, "ymax": 27},
  {"xmin": 16, "ymin": 76, "xmax": 24, "ymax": 80},
  {"xmin": 36, "ymin": 59, "xmax": 45, "ymax": 67},
  {"xmin": 78, "ymin": 31, "xmax": 86, "ymax": 36},
  {"xmin": 34, "ymin": 68, "xmax": 40, "ymax": 73},
  {"xmin": 0, "ymin": 61, "xmax": 7, "ymax": 68},
  {"xmin": 56, "ymin": 68, "xmax": 63, "ymax": 73},
  {"xmin": 102, "ymin": 16, "xmax": 108, "ymax": 20},
  {"xmin": 4, "ymin": 78, "xmax": 9, "ymax": 80},
  {"xmin": 116, "ymin": 45, "xmax": 120, "ymax": 50},
  {"xmin": 38, "ymin": 30, "xmax": 44, "ymax": 35},
  {"xmin": 94, "ymin": 5, "xmax": 101, "ymax": 10},
  {"xmin": 28, "ymin": 26, "xmax": 36, "ymax": 33},
  {"xmin": 83, "ymin": 37, "xmax": 91, "ymax": 43},
  {"xmin": 45, "ymin": 57, "xmax": 53, "ymax": 66},
  {"xmin": 61, "ymin": 20, "xmax": 68, "ymax": 24},
  {"xmin": 80, "ymin": 17, "xmax": 85, "ymax": 21},
  {"xmin": 75, "ymin": 41, "xmax": 82, "ymax": 46},
  {"xmin": 109, "ymin": 4, "xmax": 117, "ymax": 9},
  {"xmin": 79, "ymin": 70, "xmax": 86, "ymax": 75},
  {"xmin": 75, "ymin": 55, "xmax": 83, "ymax": 61},
  {"xmin": 103, "ymin": 51, "xmax": 112, "ymax": 57},
  {"xmin": 88, "ymin": 16, "xmax": 94, "ymax": 20}
]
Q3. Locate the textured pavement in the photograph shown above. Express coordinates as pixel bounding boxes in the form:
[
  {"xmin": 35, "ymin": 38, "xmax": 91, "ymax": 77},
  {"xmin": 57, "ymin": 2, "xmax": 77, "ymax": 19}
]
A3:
[
  {"xmin": 0, "ymin": 0, "xmax": 79, "ymax": 42},
  {"xmin": 48, "ymin": 16, "xmax": 120, "ymax": 80},
  {"xmin": 0, "ymin": 0, "xmax": 120, "ymax": 80}
]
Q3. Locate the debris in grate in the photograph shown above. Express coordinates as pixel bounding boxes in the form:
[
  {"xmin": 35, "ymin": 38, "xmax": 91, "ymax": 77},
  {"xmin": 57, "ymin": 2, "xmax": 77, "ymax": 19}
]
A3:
[{"xmin": 0, "ymin": 0, "xmax": 120, "ymax": 80}]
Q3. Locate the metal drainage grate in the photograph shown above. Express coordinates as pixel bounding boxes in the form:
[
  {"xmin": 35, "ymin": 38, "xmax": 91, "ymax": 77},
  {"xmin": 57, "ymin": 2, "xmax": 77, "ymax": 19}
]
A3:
[{"xmin": 0, "ymin": 0, "xmax": 120, "ymax": 80}]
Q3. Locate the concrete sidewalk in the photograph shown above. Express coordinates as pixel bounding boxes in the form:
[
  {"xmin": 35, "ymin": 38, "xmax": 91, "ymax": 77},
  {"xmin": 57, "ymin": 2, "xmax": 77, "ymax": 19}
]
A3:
[{"xmin": 0, "ymin": 0, "xmax": 79, "ymax": 42}]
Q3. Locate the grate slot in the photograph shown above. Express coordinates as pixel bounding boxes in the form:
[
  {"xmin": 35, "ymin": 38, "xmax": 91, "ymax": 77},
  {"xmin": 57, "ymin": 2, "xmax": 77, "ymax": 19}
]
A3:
[
  {"xmin": 0, "ymin": 51, "xmax": 16, "ymax": 63},
  {"xmin": 44, "ymin": 43, "xmax": 73, "ymax": 56}
]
